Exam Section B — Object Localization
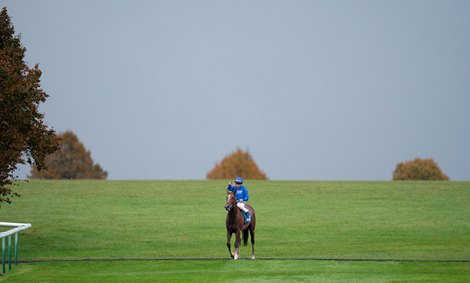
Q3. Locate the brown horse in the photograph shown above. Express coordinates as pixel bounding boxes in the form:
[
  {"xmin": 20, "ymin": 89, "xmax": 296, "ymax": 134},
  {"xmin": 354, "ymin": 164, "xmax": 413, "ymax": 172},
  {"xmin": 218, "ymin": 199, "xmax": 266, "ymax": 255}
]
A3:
[{"xmin": 225, "ymin": 192, "xmax": 256, "ymax": 260}]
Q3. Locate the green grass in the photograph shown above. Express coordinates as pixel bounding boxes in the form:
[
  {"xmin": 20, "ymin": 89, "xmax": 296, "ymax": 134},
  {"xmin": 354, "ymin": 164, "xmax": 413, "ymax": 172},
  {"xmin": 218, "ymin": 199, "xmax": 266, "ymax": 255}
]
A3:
[{"xmin": 0, "ymin": 180, "xmax": 469, "ymax": 282}]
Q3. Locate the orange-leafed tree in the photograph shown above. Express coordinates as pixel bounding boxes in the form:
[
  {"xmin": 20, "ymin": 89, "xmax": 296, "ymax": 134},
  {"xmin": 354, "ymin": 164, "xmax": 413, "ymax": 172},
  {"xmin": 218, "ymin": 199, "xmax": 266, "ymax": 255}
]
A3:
[
  {"xmin": 392, "ymin": 158, "xmax": 449, "ymax": 181},
  {"xmin": 0, "ymin": 8, "xmax": 59, "ymax": 204},
  {"xmin": 207, "ymin": 148, "xmax": 268, "ymax": 180},
  {"xmin": 29, "ymin": 131, "xmax": 107, "ymax": 179}
]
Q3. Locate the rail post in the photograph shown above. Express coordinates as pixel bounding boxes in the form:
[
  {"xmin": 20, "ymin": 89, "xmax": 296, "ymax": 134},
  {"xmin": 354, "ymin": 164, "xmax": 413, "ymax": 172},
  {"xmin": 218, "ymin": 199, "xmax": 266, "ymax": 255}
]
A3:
[
  {"xmin": 15, "ymin": 233, "xmax": 19, "ymax": 265},
  {"xmin": 2, "ymin": 237, "xmax": 5, "ymax": 273}
]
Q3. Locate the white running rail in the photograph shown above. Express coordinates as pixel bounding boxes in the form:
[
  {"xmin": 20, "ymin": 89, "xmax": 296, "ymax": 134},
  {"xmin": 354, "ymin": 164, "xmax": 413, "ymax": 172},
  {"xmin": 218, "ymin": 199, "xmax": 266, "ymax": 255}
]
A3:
[{"xmin": 0, "ymin": 222, "xmax": 32, "ymax": 273}]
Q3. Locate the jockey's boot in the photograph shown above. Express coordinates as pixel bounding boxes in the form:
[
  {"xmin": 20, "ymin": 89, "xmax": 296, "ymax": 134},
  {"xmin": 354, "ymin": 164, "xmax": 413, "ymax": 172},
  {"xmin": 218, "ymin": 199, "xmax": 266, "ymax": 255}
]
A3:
[{"xmin": 245, "ymin": 211, "xmax": 252, "ymax": 223}]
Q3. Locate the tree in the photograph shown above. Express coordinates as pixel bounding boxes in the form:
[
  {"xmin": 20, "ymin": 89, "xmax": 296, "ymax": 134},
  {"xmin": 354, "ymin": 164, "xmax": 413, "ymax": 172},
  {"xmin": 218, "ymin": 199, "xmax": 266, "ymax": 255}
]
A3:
[
  {"xmin": 0, "ymin": 8, "xmax": 59, "ymax": 204},
  {"xmin": 29, "ymin": 131, "xmax": 108, "ymax": 179},
  {"xmin": 392, "ymin": 158, "xmax": 449, "ymax": 181},
  {"xmin": 207, "ymin": 148, "xmax": 268, "ymax": 180}
]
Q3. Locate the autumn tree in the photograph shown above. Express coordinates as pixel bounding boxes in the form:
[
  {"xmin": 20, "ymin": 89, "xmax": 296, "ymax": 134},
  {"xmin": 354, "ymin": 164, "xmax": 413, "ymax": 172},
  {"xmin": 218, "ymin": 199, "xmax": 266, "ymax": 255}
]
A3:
[
  {"xmin": 206, "ymin": 148, "xmax": 268, "ymax": 180},
  {"xmin": 0, "ymin": 8, "xmax": 59, "ymax": 204},
  {"xmin": 392, "ymin": 158, "xmax": 449, "ymax": 181},
  {"xmin": 29, "ymin": 131, "xmax": 107, "ymax": 179}
]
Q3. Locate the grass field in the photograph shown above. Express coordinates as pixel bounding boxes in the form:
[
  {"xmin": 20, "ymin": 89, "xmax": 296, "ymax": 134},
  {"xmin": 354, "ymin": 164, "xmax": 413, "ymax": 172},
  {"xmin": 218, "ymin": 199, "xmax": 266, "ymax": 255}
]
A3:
[{"xmin": 0, "ymin": 180, "xmax": 469, "ymax": 282}]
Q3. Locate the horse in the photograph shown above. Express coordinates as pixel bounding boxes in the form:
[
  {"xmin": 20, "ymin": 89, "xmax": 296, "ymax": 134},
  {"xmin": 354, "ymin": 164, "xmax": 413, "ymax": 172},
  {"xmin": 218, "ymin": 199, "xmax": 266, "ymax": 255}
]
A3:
[{"xmin": 225, "ymin": 192, "xmax": 256, "ymax": 260}]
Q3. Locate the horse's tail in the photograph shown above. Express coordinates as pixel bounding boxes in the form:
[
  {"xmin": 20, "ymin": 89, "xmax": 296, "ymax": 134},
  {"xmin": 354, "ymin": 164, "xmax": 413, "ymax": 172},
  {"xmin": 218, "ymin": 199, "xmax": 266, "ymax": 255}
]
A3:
[{"xmin": 243, "ymin": 227, "xmax": 249, "ymax": 246}]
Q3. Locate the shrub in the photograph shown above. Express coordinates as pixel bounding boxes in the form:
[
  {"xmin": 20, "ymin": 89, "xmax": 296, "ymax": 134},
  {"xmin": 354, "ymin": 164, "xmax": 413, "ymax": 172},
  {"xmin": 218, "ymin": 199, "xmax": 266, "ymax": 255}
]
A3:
[
  {"xmin": 29, "ymin": 131, "xmax": 107, "ymax": 179},
  {"xmin": 206, "ymin": 148, "xmax": 268, "ymax": 180},
  {"xmin": 392, "ymin": 158, "xmax": 449, "ymax": 181}
]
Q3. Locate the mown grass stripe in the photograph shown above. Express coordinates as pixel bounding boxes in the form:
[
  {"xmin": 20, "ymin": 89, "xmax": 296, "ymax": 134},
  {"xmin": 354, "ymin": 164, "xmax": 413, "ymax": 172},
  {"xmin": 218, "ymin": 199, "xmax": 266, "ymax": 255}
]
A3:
[{"xmin": 17, "ymin": 257, "xmax": 470, "ymax": 263}]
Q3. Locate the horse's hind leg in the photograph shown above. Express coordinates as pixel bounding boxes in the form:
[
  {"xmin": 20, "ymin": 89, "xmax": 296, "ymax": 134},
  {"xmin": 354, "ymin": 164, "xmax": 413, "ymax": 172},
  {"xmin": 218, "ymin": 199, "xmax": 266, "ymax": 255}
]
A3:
[
  {"xmin": 227, "ymin": 231, "xmax": 234, "ymax": 258},
  {"xmin": 250, "ymin": 226, "xmax": 255, "ymax": 259}
]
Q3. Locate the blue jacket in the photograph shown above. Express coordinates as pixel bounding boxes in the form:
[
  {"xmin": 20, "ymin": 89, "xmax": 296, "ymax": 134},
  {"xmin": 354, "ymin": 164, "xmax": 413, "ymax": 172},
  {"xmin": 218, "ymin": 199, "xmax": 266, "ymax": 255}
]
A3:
[{"xmin": 227, "ymin": 184, "xmax": 249, "ymax": 202}]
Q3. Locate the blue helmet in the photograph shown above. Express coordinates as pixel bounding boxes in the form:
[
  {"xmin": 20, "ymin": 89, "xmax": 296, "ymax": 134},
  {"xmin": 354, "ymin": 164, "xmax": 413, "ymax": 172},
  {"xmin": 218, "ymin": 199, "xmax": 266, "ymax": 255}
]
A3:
[{"xmin": 235, "ymin": 177, "xmax": 243, "ymax": 184}]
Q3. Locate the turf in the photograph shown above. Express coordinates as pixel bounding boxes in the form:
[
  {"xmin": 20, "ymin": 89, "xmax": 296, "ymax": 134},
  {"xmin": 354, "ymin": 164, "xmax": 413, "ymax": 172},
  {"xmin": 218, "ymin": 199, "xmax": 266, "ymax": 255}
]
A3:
[{"xmin": 0, "ymin": 180, "xmax": 469, "ymax": 282}]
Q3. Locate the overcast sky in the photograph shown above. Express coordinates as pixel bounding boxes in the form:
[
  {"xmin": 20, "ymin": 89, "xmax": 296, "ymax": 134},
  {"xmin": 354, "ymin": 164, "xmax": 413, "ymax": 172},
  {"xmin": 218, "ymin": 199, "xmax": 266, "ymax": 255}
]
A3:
[{"xmin": 4, "ymin": 1, "xmax": 470, "ymax": 180}]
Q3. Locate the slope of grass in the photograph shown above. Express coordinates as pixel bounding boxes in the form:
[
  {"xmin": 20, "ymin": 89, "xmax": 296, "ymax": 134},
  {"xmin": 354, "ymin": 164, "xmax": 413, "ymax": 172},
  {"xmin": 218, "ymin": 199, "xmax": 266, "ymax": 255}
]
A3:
[{"xmin": 0, "ymin": 180, "xmax": 468, "ymax": 282}]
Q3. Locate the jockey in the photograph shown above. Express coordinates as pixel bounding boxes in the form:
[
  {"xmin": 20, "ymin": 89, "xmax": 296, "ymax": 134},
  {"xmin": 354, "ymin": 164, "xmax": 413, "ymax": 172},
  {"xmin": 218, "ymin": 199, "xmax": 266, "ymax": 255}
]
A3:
[{"xmin": 227, "ymin": 177, "xmax": 252, "ymax": 223}]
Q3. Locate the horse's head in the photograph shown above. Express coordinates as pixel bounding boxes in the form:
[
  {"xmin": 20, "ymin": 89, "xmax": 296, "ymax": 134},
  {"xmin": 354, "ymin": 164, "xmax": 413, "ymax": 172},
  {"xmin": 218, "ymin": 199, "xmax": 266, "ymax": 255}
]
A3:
[{"xmin": 225, "ymin": 192, "xmax": 237, "ymax": 211}]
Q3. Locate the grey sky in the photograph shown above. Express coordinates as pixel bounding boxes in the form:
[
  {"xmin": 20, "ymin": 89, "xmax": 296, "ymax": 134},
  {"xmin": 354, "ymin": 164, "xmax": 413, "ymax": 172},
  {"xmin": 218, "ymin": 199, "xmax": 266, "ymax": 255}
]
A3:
[{"xmin": 4, "ymin": 0, "xmax": 470, "ymax": 180}]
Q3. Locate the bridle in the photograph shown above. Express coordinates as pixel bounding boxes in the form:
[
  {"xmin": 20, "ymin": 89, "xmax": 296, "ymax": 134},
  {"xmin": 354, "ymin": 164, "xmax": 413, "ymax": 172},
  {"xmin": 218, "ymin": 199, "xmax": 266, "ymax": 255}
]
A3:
[{"xmin": 225, "ymin": 192, "xmax": 236, "ymax": 211}]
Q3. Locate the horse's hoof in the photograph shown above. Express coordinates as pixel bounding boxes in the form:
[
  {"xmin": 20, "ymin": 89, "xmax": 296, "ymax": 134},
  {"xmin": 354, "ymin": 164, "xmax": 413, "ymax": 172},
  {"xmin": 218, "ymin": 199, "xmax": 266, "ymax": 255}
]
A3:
[
  {"xmin": 251, "ymin": 255, "xmax": 256, "ymax": 260},
  {"xmin": 230, "ymin": 253, "xmax": 235, "ymax": 259}
]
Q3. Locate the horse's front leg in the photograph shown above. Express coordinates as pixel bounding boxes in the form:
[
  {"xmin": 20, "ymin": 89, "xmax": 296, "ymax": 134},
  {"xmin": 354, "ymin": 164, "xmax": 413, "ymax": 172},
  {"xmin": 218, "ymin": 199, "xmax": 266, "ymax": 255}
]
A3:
[
  {"xmin": 227, "ymin": 231, "xmax": 234, "ymax": 258},
  {"xmin": 234, "ymin": 230, "xmax": 241, "ymax": 260}
]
